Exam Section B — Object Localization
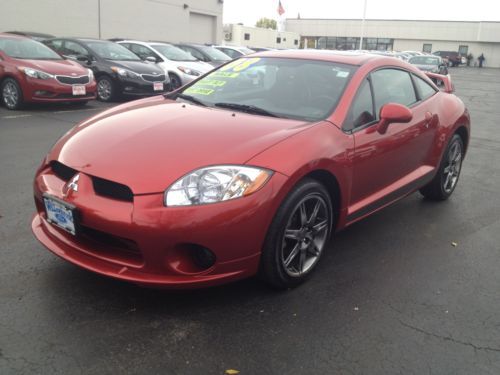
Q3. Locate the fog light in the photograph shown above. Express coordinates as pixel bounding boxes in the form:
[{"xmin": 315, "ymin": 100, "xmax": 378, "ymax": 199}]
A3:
[
  {"xmin": 124, "ymin": 86, "xmax": 134, "ymax": 91},
  {"xmin": 191, "ymin": 245, "xmax": 216, "ymax": 270},
  {"xmin": 34, "ymin": 90, "xmax": 52, "ymax": 96}
]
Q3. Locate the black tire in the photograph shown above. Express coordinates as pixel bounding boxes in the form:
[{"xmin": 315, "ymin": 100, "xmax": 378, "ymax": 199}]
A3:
[
  {"xmin": 259, "ymin": 179, "xmax": 333, "ymax": 289},
  {"xmin": 1, "ymin": 78, "xmax": 24, "ymax": 110},
  {"xmin": 420, "ymin": 134, "xmax": 464, "ymax": 200},
  {"xmin": 96, "ymin": 76, "xmax": 116, "ymax": 102},
  {"xmin": 168, "ymin": 73, "xmax": 182, "ymax": 90}
]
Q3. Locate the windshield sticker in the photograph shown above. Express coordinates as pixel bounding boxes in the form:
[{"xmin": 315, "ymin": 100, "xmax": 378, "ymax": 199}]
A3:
[
  {"xmin": 184, "ymin": 87, "xmax": 214, "ymax": 96},
  {"xmin": 210, "ymin": 71, "xmax": 240, "ymax": 78},
  {"xmin": 336, "ymin": 71, "xmax": 350, "ymax": 78},
  {"xmin": 199, "ymin": 79, "xmax": 227, "ymax": 87},
  {"xmin": 220, "ymin": 57, "xmax": 261, "ymax": 73}
]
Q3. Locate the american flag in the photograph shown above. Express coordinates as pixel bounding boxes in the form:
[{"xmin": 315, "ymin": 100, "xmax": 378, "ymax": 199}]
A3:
[{"xmin": 277, "ymin": 0, "xmax": 285, "ymax": 16}]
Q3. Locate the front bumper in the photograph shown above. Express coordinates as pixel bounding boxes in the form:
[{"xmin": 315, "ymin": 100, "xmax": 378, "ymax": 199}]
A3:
[
  {"xmin": 32, "ymin": 162, "xmax": 287, "ymax": 288},
  {"xmin": 23, "ymin": 77, "xmax": 97, "ymax": 103},
  {"xmin": 116, "ymin": 76, "xmax": 170, "ymax": 97}
]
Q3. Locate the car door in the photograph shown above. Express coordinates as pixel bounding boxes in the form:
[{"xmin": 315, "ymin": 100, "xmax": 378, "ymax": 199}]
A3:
[{"xmin": 346, "ymin": 68, "xmax": 437, "ymax": 218}]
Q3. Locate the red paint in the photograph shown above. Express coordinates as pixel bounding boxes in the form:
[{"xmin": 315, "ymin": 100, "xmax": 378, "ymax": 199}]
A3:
[
  {"xmin": 32, "ymin": 51, "xmax": 470, "ymax": 288},
  {"xmin": 0, "ymin": 33, "xmax": 96, "ymax": 104}
]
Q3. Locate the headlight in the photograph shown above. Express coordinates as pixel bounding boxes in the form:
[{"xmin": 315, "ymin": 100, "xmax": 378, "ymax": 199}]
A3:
[
  {"xmin": 87, "ymin": 69, "xmax": 94, "ymax": 81},
  {"xmin": 178, "ymin": 66, "xmax": 201, "ymax": 76},
  {"xmin": 165, "ymin": 165, "xmax": 273, "ymax": 206},
  {"xmin": 111, "ymin": 67, "xmax": 140, "ymax": 79},
  {"xmin": 19, "ymin": 67, "xmax": 54, "ymax": 80}
]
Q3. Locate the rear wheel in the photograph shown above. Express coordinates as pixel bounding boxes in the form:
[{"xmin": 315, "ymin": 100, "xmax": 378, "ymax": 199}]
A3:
[
  {"xmin": 259, "ymin": 179, "xmax": 333, "ymax": 289},
  {"xmin": 1, "ymin": 78, "xmax": 24, "ymax": 110},
  {"xmin": 420, "ymin": 134, "xmax": 464, "ymax": 200}
]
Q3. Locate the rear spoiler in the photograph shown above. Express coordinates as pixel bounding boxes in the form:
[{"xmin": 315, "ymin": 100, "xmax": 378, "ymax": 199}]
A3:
[{"xmin": 424, "ymin": 72, "xmax": 454, "ymax": 93}]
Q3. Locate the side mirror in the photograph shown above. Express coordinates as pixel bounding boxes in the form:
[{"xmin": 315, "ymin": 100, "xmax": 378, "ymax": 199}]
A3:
[
  {"xmin": 76, "ymin": 55, "xmax": 89, "ymax": 62},
  {"xmin": 378, "ymin": 103, "xmax": 413, "ymax": 133},
  {"xmin": 145, "ymin": 56, "xmax": 157, "ymax": 63}
]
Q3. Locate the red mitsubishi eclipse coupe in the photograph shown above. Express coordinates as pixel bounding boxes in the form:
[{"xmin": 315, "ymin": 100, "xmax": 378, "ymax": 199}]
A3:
[
  {"xmin": 32, "ymin": 51, "xmax": 470, "ymax": 289},
  {"xmin": 0, "ymin": 33, "xmax": 96, "ymax": 109}
]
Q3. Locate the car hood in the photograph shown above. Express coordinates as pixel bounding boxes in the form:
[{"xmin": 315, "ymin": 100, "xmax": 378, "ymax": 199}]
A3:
[
  {"xmin": 106, "ymin": 60, "xmax": 164, "ymax": 74},
  {"xmin": 50, "ymin": 97, "xmax": 313, "ymax": 194},
  {"xmin": 174, "ymin": 60, "xmax": 213, "ymax": 73},
  {"xmin": 14, "ymin": 58, "xmax": 88, "ymax": 75}
]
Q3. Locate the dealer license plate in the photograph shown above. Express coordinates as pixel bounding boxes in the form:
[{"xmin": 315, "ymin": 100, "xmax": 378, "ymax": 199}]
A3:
[
  {"xmin": 153, "ymin": 82, "xmax": 164, "ymax": 91},
  {"xmin": 43, "ymin": 195, "xmax": 77, "ymax": 235},
  {"xmin": 72, "ymin": 85, "xmax": 86, "ymax": 96}
]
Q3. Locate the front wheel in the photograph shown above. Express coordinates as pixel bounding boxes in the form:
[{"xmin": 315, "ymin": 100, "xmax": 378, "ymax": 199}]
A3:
[
  {"xmin": 259, "ymin": 179, "xmax": 333, "ymax": 289},
  {"xmin": 168, "ymin": 73, "xmax": 182, "ymax": 90},
  {"xmin": 96, "ymin": 76, "xmax": 116, "ymax": 102},
  {"xmin": 420, "ymin": 134, "xmax": 464, "ymax": 200},
  {"xmin": 1, "ymin": 78, "xmax": 24, "ymax": 110}
]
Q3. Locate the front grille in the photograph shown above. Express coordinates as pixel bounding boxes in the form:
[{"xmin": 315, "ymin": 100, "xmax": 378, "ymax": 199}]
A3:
[
  {"xmin": 78, "ymin": 225, "xmax": 143, "ymax": 266},
  {"xmin": 92, "ymin": 176, "xmax": 134, "ymax": 202},
  {"xmin": 50, "ymin": 161, "xmax": 133, "ymax": 202},
  {"xmin": 141, "ymin": 74, "xmax": 166, "ymax": 82},
  {"xmin": 51, "ymin": 160, "xmax": 77, "ymax": 181},
  {"xmin": 56, "ymin": 75, "xmax": 90, "ymax": 85}
]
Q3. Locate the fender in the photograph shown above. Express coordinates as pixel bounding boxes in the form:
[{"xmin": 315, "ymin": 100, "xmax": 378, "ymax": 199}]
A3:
[{"xmin": 247, "ymin": 121, "xmax": 354, "ymax": 231}]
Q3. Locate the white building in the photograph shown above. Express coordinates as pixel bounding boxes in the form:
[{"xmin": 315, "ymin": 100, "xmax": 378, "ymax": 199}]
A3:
[
  {"xmin": 223, "ymin": 24, "xmax": 300, "ymax": 49},
  {"xmin": 286, "ymin": 18, "xmax": 500, "ymax": 67},
  {"xmin": 0, "ymin": 0, "xmax": 223, "ymax": 44}
]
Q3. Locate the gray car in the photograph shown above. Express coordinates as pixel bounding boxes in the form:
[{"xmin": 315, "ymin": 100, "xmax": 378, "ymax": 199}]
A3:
[{"xmin": 408, "ymin": 55, "xmax": 448, "ymax": 75}]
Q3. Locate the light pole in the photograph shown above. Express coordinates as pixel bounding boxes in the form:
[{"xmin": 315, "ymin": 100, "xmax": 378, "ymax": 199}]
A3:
[
  {"xmin": 359, "ymin": 0, "xmax": 367, "ymax": 50},
  {"xmin": 98, "ymin": 0, "xmax": 102, "ymax": 39}
]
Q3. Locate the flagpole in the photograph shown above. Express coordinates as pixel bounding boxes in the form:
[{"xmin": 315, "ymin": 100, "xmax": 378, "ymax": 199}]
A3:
[{"xmin": 359, "ymin": 0, "xmax": 367, "ymax": 50}]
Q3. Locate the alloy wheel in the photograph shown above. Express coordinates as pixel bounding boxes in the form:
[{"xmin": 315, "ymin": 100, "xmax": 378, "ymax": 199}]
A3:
[
  {"xmin": 97, "ymin": 79, "xmax": 112, "ymax": 101},
  {"xmin": 2, "ymin": 81, "xmax": 19, "ymax": 109},
  {"xmin": 443, "ymin": 139, "xmax": 462, "ymax": 193},
  {"xmin": 281, "ymin": 194, "xmax": 329, "ymax": 277}
]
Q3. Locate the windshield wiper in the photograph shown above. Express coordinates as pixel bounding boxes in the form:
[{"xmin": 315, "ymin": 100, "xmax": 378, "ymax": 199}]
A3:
[
  {"xmin": 171, "ymin": 93, "xmax": 207, "ymax": 107},
  {"xmin": 214, "ymin": 102, "xmax": 280, "ymax": 118}
]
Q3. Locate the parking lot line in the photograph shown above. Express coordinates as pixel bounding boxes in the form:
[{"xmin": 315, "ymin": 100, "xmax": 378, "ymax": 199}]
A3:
[{"xmin": 1, "ymin": 114, "xmax": 32, "ymax": 119}]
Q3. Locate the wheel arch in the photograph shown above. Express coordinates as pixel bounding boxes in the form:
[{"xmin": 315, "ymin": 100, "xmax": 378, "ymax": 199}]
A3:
[
  {"xmin": 301, "ymin": 169, "xmax": 341, "ymax": 230},
  {"xmin": 455, "ymin": 125, "xmax": 469, "ymax": 154}
]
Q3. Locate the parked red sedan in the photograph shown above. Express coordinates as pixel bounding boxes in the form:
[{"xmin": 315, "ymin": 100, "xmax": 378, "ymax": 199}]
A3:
[
  {"xmin": 32, "ymin": 51, "xmax": 470, "ymax": 289},
  {"xmin": 0, "ymin": 33, "xmax": 96, "ymax": 109}
]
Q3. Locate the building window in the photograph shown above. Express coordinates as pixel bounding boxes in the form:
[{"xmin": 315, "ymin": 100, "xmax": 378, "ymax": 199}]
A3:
[
  {"xmin": 283, "ymin": 38, "xmax": 286, "ymax": 42},
  {"xmin": 423, "ymin": 44, "xmax": 432, "ymax": 53},
  {"xmin": 294, "ymin": 39, "xmax": 298, "ymax": 45},
  {"xmin": 244, "ymin": 33, "xmax": 250, "ymax": 41},
  {"xmin": 276, "ymin": 37, "xmax": 281, "ymax": 44},
  {"xmin": 459, "ymin": 45, "xmax": 468, "ymax": 55}
]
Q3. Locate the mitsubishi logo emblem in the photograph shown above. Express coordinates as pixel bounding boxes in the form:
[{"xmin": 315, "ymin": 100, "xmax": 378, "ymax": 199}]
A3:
[{"xmin": 67, "ymin": 174, "xmax": 80, "ymax": 192}]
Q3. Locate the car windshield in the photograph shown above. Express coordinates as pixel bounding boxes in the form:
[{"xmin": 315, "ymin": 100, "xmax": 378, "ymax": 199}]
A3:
[
  {"xmin": 152, "ymin": 44, "xmax": 197, "ymax": 61},
  {"xmin": 198, "ymin": 46, "xmax": 232, "ymax": 61},
  {"xmin": 85, "ymin": 41, "xmax": 141, "ymax": 61},
  {"xmin": 410, "ymin": 56, "xmax": 440, "ymax": 65},
  {"xmin": 178, "ymin": 57, "xmax": 356, "ymax": 122},
  {"xmin": 238, "ymin": 47, "xmax": 255, "ymax": 55},
  {"xmin": 0, "ymin": 37, "xmax": 62, "ymax": 60}
]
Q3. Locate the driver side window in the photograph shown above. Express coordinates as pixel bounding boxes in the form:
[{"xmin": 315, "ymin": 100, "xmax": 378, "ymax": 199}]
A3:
[
  {"xmin": 345, "ymin": 78, "xmax": 375, "ymax": 131},
  {"xmin": 129, "ymin": 44, "xmax": 159, "ymax": 61}
]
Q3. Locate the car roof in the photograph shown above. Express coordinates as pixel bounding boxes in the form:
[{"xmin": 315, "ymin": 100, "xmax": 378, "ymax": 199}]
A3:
[
  {"xmin": 0, "ymin": 32, "xmax": 28, "ymax": 40},
  {"xmin": 249, "ymin": 49, "xmax": 389, "ymax": 66},
  {"xmin": 4, "ymin": 31, "xmax": 54, "ymax": 38}
]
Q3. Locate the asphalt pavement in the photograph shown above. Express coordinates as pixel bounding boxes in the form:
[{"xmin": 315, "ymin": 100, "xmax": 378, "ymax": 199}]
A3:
[{"xmin": 1, "ymin": 68, "xmax": 500, "ymax": 374}]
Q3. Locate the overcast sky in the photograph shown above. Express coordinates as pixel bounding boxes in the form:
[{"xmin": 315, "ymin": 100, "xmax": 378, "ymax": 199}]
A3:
[{"xmin": 223, "ymin": 0, "xmax": 500, "ymax": 26}]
